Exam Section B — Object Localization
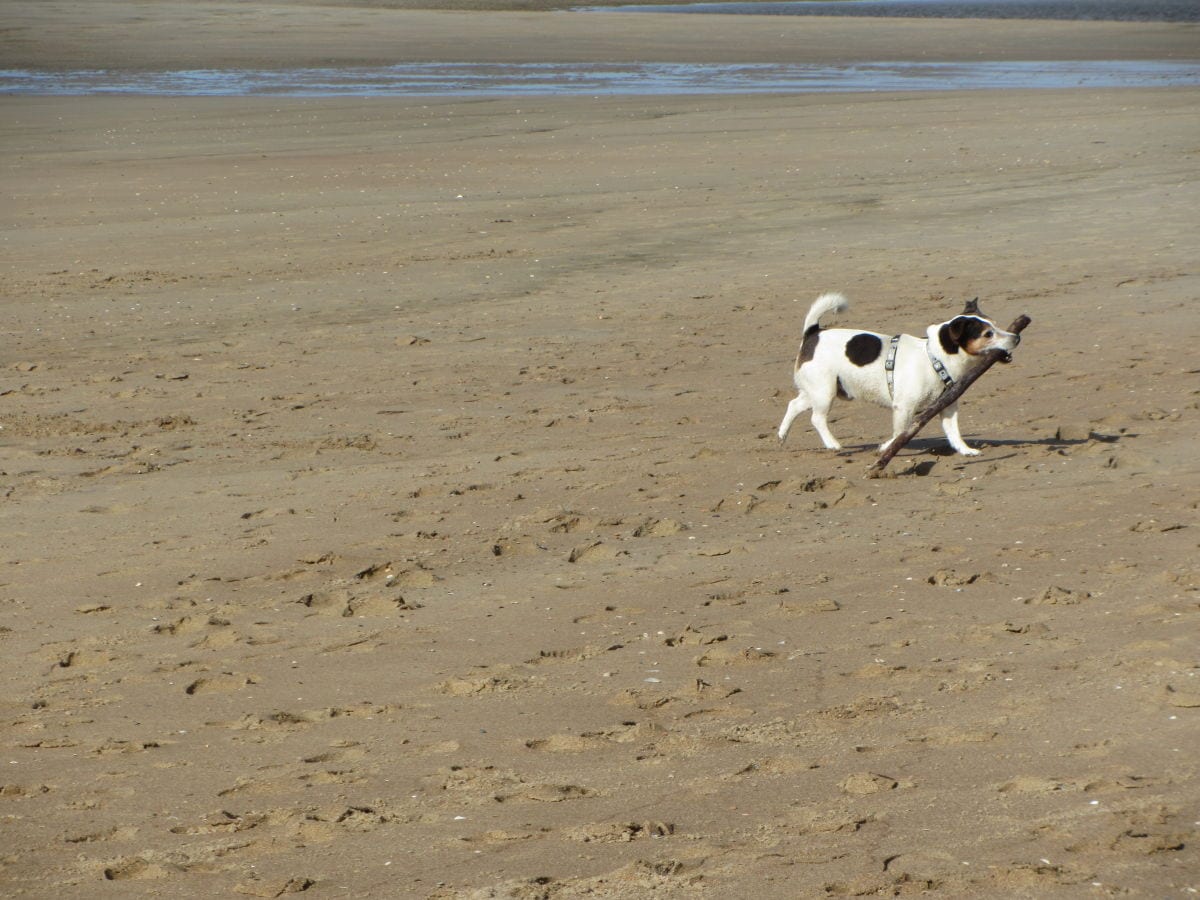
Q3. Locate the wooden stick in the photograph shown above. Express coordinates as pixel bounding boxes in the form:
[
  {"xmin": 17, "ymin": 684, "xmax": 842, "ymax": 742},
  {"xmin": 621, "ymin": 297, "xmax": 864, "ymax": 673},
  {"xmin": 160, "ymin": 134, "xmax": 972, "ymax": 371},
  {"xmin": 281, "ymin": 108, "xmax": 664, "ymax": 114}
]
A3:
[{"xmin": 866, "ymin": 314, "xmax": 1032, "ymax": 477}]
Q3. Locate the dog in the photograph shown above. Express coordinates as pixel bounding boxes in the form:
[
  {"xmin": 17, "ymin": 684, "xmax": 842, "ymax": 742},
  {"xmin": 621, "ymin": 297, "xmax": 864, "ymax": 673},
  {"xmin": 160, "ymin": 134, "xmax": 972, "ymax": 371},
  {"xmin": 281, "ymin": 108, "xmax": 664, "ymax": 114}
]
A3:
[{"xmin": 777, "ymin": 293, "xmax": 1020, "ymax": 456}]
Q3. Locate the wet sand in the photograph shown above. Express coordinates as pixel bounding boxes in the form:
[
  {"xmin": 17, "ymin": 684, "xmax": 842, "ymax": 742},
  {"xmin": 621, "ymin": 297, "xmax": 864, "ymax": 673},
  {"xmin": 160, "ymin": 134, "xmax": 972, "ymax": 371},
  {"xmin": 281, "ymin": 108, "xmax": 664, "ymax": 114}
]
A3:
[
  {"xmin": 2, "ymin": 2, "xmax": 1198, "ymax": 897},
  {"xmin": 3, "ymin": 0, "xmax": 1198, "ymax": 68}
]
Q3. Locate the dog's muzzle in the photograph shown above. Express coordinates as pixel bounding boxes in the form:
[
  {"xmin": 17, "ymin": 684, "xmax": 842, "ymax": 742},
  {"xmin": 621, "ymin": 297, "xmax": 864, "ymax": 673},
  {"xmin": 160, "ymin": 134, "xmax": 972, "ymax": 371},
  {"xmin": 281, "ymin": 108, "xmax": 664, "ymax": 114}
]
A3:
[{"xmin": 999, "ymin": 332, "xmax": 1019, "ymax": 363}]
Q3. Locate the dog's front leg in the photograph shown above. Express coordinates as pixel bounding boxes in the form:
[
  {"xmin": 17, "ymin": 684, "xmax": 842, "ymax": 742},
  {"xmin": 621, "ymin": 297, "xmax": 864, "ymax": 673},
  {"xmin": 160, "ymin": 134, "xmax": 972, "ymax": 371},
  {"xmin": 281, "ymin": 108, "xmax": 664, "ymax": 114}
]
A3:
[
  {"xmin": 940, "ymin": 403, "xmax": 980, "ymax": 456},
  {"xmin": 880, "ymin": 405, "xmax": 912, "ymax": 454}
]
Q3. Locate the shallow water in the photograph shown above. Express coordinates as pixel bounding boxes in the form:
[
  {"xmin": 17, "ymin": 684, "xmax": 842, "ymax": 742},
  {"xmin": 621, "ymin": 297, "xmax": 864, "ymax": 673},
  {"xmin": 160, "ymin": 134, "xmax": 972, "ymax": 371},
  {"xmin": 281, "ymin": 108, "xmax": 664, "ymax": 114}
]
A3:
[
  {"xmin": 579, "ymin": 0, "xmax": 1200, "ymax": 21},
  {"xmin": 3, "ymin": 61, "xmax": 1198, "ymax": 98}
]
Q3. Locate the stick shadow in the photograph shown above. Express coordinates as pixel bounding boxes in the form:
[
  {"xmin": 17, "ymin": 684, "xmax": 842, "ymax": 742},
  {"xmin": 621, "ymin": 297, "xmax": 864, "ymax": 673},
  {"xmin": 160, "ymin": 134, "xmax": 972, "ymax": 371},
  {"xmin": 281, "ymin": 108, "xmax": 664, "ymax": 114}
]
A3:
[{"xmin": 841, "ymin": 431, "xmax": 1128, "ymax": 475}]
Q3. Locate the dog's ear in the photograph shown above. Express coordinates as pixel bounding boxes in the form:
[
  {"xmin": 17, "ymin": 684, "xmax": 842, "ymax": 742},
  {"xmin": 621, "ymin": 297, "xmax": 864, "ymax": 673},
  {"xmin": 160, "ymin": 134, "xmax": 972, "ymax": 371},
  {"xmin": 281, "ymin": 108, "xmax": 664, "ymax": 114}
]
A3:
[
  {"xmin": 963, "ymin": 297, "xmax": 982, "ymax": 316},
  {"xmin": 938, "ymin": 317, "xmax": 967, "ymax": 354}
]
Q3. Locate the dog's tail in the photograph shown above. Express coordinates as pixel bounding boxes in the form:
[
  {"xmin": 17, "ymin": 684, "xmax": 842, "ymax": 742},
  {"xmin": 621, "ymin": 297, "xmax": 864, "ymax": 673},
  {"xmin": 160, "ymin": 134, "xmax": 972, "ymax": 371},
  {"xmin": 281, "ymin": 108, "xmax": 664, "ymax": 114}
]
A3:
[{"xmin": 803, "ymin": 292, "xmax": 848, "ymax": 335}]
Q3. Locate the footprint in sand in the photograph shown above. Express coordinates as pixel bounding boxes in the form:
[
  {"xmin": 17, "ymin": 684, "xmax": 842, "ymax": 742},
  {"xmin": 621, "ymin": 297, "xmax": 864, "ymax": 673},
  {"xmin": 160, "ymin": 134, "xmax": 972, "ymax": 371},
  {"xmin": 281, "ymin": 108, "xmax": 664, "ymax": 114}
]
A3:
[
  {"xmin": 500, "ymin": 783, "xmax": 597, "ymax": 803},
  {"xmin": 927, "ymin": 569, "xmax": 996, "ymax": 586},
  {"xmin": 296, "ymin": 772, "xmax": 364, "ymax": 787},
  {"xmin": 191, "ymin": 629, "xmax": 245, "ymax": 650},
  {"xmin": 355, "ymin": 560, "xmax": 438, "ymax": 587},
  {"xmin": 524, "ymin": 644, "xmax": 622, "ymax": 666},
  {"xmin": 839, "ymin": 772, "xmax": 904, "ymax": 796},
  {"xmin": 995, "ymin": 775, "xmax": 1073, "ymax": 794},
  {"xmin": 773, "ymin": 597, "xmax": 841, "ymax": 615},
  {"xmin": 459, "ymin": 828, "xmax": 546, "ymax": 845},
  {"xmin": 572, "ymin": 605, "xmax": 642, "ymax": 625},
  {"xmin": 818, "ymin": 696, "xmax": 905, "ymax": 720},
  {"xmin": 524, "ymin": 722, "xmax": 662, "ymax": 753},
  {"xmin": 961, "ymin": 621, "xmax": 1052, "ymax": 643},
  {"xmin": 566, "ymin": 821, "xmax": 674, "ymax": 843},
  {"xmin": 725, "ymin": 757, "xmax": 820, "ymax": 780},
  {"xmin": 97, "ymin": 857, "xmax": 172, "ymax": 881},
  {"xmin": 296, "ymin": 588, "xmax": 420, "ymax": 618},
  {"xmin": 695, "ymin": 646, "xmax": 777, "ymax": 667},
  {"xmin": 428, "ymin": 765, "xmax": 524, "ymax": 801},
  {"xmin": 169, "ymin": 810, "xmax": 275, "ymax": 836},
  {"xmin": 632, "ymin": 517, "xmax": 687, "ymax": 537},
  {"xmin": 567, "ymin": 541, "xmax": 627, "ymax": 564},
  {"xmin": 343, "ymin": 594, "xmax": 421, "ymax": 616},
  {"xmin": 209, "ymin": 703, "xmax": 399, "ymax": 732},
  {"xmin": 184, "ymin": 673, "xmax": 255, "ymax": 695},
  {"xmin": 0, "ymin": 783, "xmax": 51, "ymax": 798},
  {"xmin": 43, "ymin": 645, "xmax": 118, "ymax": 671},
  {"xmin": 88, "ymin": 739, "xmax": 164, "ymax": 757},
  {"xmin": 489, "ymin": 535, "xmax": 542, "ymax": 558},
  {"xmin": 791, "ymin": 809, "xmax": 875, "ymax": 836},
  {"xmin": 232, "ymin": 876, "xmax": 315, "ymax": 897},
  {"xmin": 546, "ymin": 512, "xmax": 599, "ymax": 534},
  {"xmin": 151, "ymin": 614, "xmax": 231, "ymax": 637},
  {"xmin": 438, "ymin": 673, "xmax": 531, "ymax": 696},
  {"xmin": 718, "ymin": 718, "xmax": 805, "ymax": 746},
  {"xmin": 905, "ymin": 725, "xmax": 998, "ymax": 746},
  {"xmin": 524, "ymin": 733, "xmax": 608, "ymax": 753},
  {"xmin": 1163, "ymin": 684, "xmax": 1200, "ymax": 707},
  {"xmin": 290, "ymin": 804, "xmax": 396, "ymax": 839},
  {"xmin": 1022, "ymin": 585, "xmax": 1090, "ymax": 605},
  {"xmin": 65, "ymin": 825, "xmax": 139, "ymax": 844},
  {"xmin": 662, "ymin": 625, "xmax": 728, "ymax": 647}
]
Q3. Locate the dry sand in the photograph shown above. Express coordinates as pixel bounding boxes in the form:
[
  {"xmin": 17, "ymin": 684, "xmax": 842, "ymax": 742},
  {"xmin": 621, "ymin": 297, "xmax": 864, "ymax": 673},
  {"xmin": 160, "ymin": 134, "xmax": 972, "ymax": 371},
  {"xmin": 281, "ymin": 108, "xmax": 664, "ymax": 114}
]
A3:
[{"xmin": 2, "ymin": 2, "xmax": 1199, "ymax": 898}]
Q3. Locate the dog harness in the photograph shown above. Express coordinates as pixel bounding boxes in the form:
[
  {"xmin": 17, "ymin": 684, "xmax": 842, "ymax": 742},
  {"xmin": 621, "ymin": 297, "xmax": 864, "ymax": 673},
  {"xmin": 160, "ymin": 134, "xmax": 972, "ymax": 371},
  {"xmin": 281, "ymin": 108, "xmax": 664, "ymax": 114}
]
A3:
[
  {"xmin": 927, "ymin": 344, "xmax": 956, "ymax": 390},
  {"xmin": 884, "ymin": 334, "xmax": 901, "ymax": 397},
  {"xmin": 884, "ymin": 335, "xmax": 956, "ymax": 400}
]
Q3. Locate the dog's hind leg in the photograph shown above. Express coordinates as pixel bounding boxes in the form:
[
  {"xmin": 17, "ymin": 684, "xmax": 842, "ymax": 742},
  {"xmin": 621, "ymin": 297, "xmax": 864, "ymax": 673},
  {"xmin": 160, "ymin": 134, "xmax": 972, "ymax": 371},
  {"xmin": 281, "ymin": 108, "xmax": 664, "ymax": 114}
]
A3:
[
  {"xmin": 778, "ymin": 392, "xmax": 811, "ymax": 443},
  {"xmin": 794, "ymin": 371, "xmax": 842, "ymax": 450},
  {"xmin": 810, "ymin": 406, "xmax": 842, "ymax": 450}
]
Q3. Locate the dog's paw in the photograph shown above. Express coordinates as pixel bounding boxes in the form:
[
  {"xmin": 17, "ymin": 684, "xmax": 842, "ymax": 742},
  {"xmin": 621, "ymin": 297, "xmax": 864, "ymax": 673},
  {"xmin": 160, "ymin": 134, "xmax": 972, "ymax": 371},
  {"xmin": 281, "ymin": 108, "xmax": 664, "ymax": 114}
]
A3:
[{"xmin": 957, "ymin": 447, "xmax": 982, "ymax": 457}]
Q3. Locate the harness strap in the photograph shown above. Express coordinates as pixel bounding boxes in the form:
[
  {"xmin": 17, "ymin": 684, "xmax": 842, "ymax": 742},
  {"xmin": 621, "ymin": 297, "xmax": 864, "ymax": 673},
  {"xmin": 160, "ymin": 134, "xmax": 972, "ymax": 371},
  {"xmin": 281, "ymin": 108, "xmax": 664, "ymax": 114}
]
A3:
[
  {"xmin": 886, "ymin": 335, "xmax": 956, "ymax": 399},
  {"xmin": 927, "ymin": 346, "xmax": 956, "ymax": 390},
  {"xmin": 884, "ymin": 334, "xmax": 901, "ymax": 398}
]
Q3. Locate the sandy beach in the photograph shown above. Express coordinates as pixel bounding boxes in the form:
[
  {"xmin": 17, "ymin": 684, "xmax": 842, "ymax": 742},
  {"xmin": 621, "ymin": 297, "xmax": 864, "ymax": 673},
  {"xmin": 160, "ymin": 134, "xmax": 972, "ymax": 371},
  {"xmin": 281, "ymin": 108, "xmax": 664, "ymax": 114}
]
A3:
[{"xmin": 2, "ymin": 2, "xmax": 1199, "ymax": 897}]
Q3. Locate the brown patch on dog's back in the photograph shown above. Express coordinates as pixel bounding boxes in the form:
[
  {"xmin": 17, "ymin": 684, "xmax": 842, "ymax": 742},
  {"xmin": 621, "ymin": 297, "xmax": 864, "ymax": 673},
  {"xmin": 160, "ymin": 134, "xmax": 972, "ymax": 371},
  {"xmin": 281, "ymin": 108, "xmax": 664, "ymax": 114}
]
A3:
[{"xmin": 796, "ymin": 324, "xmax": 822, "ymax": 371}]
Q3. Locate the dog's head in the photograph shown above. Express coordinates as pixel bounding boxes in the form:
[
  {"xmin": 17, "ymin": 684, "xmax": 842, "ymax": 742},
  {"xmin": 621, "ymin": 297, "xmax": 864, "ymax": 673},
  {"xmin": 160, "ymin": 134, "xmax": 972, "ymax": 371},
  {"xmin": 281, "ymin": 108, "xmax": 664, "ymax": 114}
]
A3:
[{"xmin": 938, "ymin": 300, "xmax": 1020, "ymax": 362}]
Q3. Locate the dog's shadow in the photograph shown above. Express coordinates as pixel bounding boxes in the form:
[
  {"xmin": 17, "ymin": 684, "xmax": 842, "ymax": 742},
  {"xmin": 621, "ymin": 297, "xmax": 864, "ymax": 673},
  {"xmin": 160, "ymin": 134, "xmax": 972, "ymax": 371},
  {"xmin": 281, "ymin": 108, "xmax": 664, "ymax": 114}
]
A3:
[
  {"xmin": 971, "ymin": 430, "xmax": 1124, "ymax": 452},
  {"xmin": 842, "ymin": 431, "xmax": 1126, "ymax": 476}
]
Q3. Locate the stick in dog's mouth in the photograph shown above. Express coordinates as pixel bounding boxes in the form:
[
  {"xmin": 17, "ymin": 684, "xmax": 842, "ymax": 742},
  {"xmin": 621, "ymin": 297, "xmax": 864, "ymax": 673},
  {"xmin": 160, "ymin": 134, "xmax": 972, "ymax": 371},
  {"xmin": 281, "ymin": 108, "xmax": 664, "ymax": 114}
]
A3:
[{"xmin": 995, "ymin": 332, "xmax": 1019, "ymax": 363}]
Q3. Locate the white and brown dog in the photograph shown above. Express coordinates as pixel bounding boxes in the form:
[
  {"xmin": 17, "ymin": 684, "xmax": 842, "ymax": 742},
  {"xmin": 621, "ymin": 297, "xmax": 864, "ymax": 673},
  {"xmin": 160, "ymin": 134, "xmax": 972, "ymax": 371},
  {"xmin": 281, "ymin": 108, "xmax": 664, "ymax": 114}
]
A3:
[{"xmin": 777, "ymin": 293, "xmax": 1020, "ymax": 456}]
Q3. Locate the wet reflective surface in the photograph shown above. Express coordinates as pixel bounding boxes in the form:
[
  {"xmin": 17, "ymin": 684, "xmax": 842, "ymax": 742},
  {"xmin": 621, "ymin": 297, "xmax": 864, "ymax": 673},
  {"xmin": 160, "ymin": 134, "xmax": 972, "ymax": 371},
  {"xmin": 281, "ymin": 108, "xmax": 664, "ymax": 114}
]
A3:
[
  {"xmin": 3, "ymin": 61, "xmax": 1198, "ymax": 97},
  {"xmin": 580, "ymin": 0, "xmax": 1200, "ymax": 21}
]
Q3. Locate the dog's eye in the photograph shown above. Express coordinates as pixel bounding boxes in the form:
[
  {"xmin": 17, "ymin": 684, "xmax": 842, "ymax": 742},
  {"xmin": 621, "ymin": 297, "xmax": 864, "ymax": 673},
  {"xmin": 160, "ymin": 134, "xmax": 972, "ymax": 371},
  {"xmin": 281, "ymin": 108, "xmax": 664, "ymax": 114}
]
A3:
[{"xmin": 985, "ymin": 330, "xmax": 994, "ymax": 337}]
